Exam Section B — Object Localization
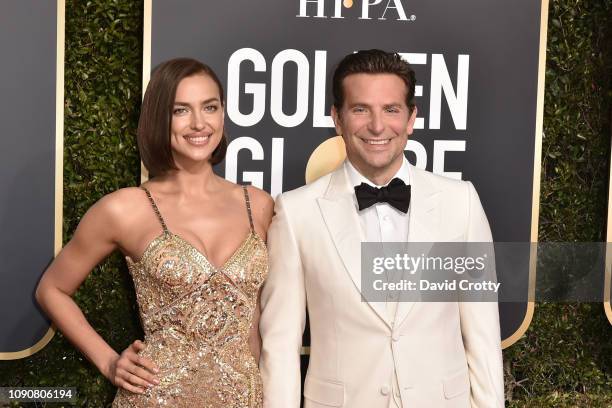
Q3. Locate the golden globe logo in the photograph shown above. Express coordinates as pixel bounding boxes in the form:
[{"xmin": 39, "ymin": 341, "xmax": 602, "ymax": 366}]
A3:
[{"xmin": 297, "ymin": 0, "xmax": 415, "ymax": 21}]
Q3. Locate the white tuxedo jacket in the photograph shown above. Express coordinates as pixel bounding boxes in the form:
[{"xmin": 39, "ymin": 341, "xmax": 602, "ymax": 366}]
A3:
[{"xmin": 259, "ymin": 163, "xmax": 504, "ymax": 408}]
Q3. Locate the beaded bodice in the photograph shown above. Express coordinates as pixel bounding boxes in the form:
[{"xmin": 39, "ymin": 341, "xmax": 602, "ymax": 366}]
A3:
[{"xmin": 112, "ymin": 186, "xmax": 267, "ymax": 408}]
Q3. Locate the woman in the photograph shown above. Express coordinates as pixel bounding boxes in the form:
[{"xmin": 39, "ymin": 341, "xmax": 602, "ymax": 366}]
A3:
[{"xmin": 36, "ymin": 58, "xmax": 273, "ymax": 407}]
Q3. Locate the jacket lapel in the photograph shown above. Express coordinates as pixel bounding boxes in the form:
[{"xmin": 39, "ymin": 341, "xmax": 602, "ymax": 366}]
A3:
[
  {"xmin": 317, "ymin": 165, "xmax": 391, "ymax": 327},
  {"xmin": 316, "ymin": 164, "xmax": 444, "ymax": 329},
  {"xmin": 394, "ymin": 165, "xmax": 441, "ymax": 328}
]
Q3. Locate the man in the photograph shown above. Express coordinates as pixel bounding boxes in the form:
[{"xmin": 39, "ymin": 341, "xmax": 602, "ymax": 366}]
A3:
[{"xmin": 259, "ymin": 49, "xmax": 504, "ymax": 408}]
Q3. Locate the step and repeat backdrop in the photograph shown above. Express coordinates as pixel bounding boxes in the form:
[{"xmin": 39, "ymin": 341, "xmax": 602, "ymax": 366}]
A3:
[
  {"xmin": 3, "ymin": 0, "xmax": 609, "ymax": 363},
  {"xmin": 145, "ymin": 0, "xmax": 547, "ymax": 346},
  {"xmin": 0, "ymin": 0, "xmax": 64, "ymax": 359}
]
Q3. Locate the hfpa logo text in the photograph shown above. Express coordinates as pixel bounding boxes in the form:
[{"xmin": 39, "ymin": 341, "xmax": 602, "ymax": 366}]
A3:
[{"xmin": 297, "ymin": 0, "xmax": 415, "ymax": 21}]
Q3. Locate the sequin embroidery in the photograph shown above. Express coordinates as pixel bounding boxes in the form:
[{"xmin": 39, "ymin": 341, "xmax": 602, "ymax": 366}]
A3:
[{"xmin": 112, "ymin": 186, "xmax": 266, "ymax": 408}]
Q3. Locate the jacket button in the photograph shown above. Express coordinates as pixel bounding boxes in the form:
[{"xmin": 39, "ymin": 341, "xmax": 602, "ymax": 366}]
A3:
[
  {"xmin": 380, "ymin": 385, "xmax": 390, "ymax": 395},
  {"xmin": 392, "ymin": 332, "xmax": 401, "ymax": 342}
]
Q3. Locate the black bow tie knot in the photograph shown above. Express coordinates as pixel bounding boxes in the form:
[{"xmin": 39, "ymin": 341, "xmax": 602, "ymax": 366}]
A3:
[{"xmin": 354, "ymin": 178, "xmax": 411, "ymax": 213}]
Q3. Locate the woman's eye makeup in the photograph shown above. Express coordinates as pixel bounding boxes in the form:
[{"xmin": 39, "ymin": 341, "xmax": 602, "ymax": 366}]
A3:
[{"xmin": 173, "ymin": 101, "xmax": 220, "ymax": 115}]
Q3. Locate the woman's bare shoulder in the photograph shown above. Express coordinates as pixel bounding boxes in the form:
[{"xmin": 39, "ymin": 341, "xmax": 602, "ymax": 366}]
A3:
[
  {"xmin": 86, "ymin": 187, "xmax": 148, "ymax": 226},
  {"xmin": 244, "ymin": 185, "xmax": 274, "ymax": 226},
  {"xmin": 216, "ymin": 178, "xmax": 272, "ymax": 206},
  {"xmin": 244, "ymin": 184, "xmax": 272, "ymax": 205},
  {"xmin": 97, "ymin": 186, "xmax": 145, "ymax": 210}
]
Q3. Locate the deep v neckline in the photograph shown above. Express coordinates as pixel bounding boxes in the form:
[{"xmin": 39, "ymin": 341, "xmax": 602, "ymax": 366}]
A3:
[
  {"xmin": 132, "ymin": 185, "xmax": 259, "ymax": 272},
  {"xmin": 171, "ymin": 230, "xmax": 256, "ymax": 272},
  {"xmin": 127, "ymin": 225, "xmax": 262, "ymax": 271}
]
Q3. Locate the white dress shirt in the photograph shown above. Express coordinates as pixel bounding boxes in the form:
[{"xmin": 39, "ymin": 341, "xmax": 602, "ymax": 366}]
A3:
[
  {"xmin": 345, "ymin": 157, "xmax": 411, "ymax": 408},
  {"xmin": 345, "ymin": 158, "xmax": 411, "ymax": 251}
]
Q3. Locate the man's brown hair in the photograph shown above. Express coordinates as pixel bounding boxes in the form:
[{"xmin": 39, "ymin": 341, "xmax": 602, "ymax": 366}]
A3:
[
  {"xmin": 332, "ymin": 49, "xmax": 416, "ymax": 113},
  {"xmin": 137, "ymin": 58, "xmax": 227, "ymax": 176}
]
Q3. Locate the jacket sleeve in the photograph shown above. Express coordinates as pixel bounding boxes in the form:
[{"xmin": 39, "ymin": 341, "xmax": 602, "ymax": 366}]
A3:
[
  {"xmin": 259, "ymin": 194, "xmax": 307, "ymax": 408},
  {"xmin": 459, "ymin": 181, "xmax": 505, "ymax": 408}
]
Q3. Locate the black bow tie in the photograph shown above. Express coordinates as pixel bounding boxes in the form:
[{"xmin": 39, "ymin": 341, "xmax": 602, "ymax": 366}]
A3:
[{"xmin": 354, "ymin": 178, "xmax": 411, "ymax": 213}]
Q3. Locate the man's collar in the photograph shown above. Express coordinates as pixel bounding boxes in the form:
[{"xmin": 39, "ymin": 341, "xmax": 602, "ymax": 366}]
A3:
[{"xmin": 345, "ymin": 156, "xmax": 410, "ymax": 188}]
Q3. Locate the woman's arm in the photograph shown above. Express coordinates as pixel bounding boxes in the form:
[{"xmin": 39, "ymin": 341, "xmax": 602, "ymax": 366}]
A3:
[
  {"xmin": 35, "ymin": 191, "xmax": 159, "ymax": 394},
  {"xmin": 245, "ymin": 186, "xmax": 274, "ymax": 362},
  {"xmin": 246, "ymin": 185, "xmax": 274, "ymax": 242}
]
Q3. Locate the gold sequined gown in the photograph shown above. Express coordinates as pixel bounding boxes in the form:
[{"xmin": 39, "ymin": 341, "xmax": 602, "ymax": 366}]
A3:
[{"xmin": 112, "ymin": 186, "xmax": 267, "ymax": 408}]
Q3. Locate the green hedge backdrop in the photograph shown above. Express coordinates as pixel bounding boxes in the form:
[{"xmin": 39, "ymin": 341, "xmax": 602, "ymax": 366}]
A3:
[{"xmin": 1, "ymin": 0, "xmax": 611, "ymax": 406}]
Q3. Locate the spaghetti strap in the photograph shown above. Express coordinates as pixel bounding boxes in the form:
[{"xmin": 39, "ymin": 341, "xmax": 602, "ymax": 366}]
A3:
[
  {"xmin": 242, "ymin": 185, "xmax": 255, "ymax": 232},
  {"xmin": 140, "ymin": 186, "xmax": 169, "ymax": 234}
]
